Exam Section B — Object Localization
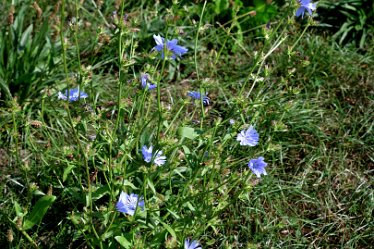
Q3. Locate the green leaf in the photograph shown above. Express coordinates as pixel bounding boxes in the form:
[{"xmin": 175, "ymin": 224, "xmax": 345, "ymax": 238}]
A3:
[
  {"xmin": 186, "ymin": 202, "xmax": 196, "ymax": 211},
  {"xmin": 63, "ymin": 164, "xmax": 75, "ymax": 182},
  {"xmin": 179, "ymin": 127, "xmax": 198, "ymax": 140},
  {"xmin": 166, "ymin": 208, "xmax": 181, "ymax": 219},
  {"xmin": 215, "ymin": 0, "xmax": 229, "ymax": 14},
  {"xmin": 359, "ymin": 29, "xmax": 367, "ymax": 49},
  {"xmin": 254, "ymin": 0, "xmax": 266, "ymax": 9},
  {"xmin": 147, "ymin": 178, "xmax": 156, "ymax": 195},
  {"xmin": 182, "ymin": 145, "xmax": 191, "ymax": 155},
  {"xmin": 163, "ymin": 120, "xmax": 169, "ymax": 129},
  {"xmin": 14, "ymin": 201, "xmax": 24, "ymax": 217},
  {"xmin": 160, "ymin": 221, "xmax": 177, "ymax": 238},
  {"xmin": 20, "ymin": 24, "xmax": 33, "ymax": 48},
  {"xmin": 92, "ymin": 185, "xmax": 110, "ymax": 200},
  {"xmin": 115, "ymin": 236, "xmax": 132, "ymax": 248},
  {"xmin": 121, "ymin": 180, "xmax": 138, "ymax": 190},
  {"xmin": 23, "ymin": 195, "xmax": 56, "ymax": 230},
  {"xmin": 172, "ymin": 167, "xmax": 188, "ymax": 178}
]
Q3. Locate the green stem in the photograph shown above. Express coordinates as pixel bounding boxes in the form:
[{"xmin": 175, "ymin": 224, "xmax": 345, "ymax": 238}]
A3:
[
  {"xmin": 164, "ymin": 103, "xmax": 185, "ymax": 136},
  {"xmin": 156, "ymin": 53, "xmax": 167, "ymax": 143},
  {"xmin": 9, "ymin": 219, "xmax": 37, "ymax": 248},
  {"xmin": 115, "ymin": 2, "xmax": 127, "ymax": 132},
  {"xmin": 245, "ymin": 35, "xmax": 287, "ymax": 98},
  {"xmin": 194, "ymin": 1, "xmax": 207, "ymax": 127},
  {"xmin": 11, "ymin": 106, "xmax": 20, "ymax": 164},
  {"xmin": 290, "ymin": 23, "xmax": 310, "ymax": 53},
  {"xmin": 215, "ymin": 22, "xmax": 235, "ymax": 64},
  {"xmin": 20, "ymin": 230, "xmax": 38, "ymax": 248},
  {"xmin": 194, "ymin": 0, "xmax": 207, "ymax": 80},
  {"xmin": 73, "ymin": 1, "xmax": 83, "ymax": 87},
  {"xmin": 238, "ymin": 21, "xmax": 287, "ymax": 97},
  {"xmin": 60, "ymin": 0, "xmax": 101, "ymax": 246},
  {"xmin": 199, "ymin": 86, "xmax": 205, "ymax": 129}
]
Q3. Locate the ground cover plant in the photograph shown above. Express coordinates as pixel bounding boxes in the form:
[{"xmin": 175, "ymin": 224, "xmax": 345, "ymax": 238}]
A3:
[{"xmin": 0, "ymin": 0, "xmax": 373, "ymax": 248}]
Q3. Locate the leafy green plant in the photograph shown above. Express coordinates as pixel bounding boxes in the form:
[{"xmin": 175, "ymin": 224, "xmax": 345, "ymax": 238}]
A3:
[
  {"xmin": 0, "ymin": 1, "xmax": 59, "ymax": 104},
  {"xmin": 185, "ymin": 0, "xmax": 279, "ymax": 52},
  {"xmin": 215, "ymin": 0, "xmax": 278, "ymax": 38},
  {"xmin": 317, "ymin": 0, "xmax": 374, "ymax": 49},
  {"xmin": 212, "ymin": 0, "xmax": 278, "ymax": 26}
]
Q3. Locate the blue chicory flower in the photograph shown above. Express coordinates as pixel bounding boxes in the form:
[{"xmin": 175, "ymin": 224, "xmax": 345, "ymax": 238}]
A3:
[
  {"xmin": 295, "ymin": 0, "xmax": 316, "ymax": 18},
  {"xmin": 142, "ymin": 145, "xmax": 166, "ymax": 166},
  {"xmin": 141, "ymin": 73, "xmax": 157, "ymax": 90},
  {"xmin": 152, "ymin": 34, "xmax": 188, "ymax": 59},
  {"xmin": 184, "ymin": 239, "xmax": 202, "ymax": 249},
  {"xmin": 187, "ymin": 91, "xmax": 210, "ymax": 106},
  {"xmin": 237, "ymin": 126, "xmax": 259, "ymax": 146},
  {"xmin": 116, "ymin": 192, "xmax": 145, "ymax": 216},
  {"xmin": 248, "ymin": 157, "xmax": 268, "ymax": 178},
  {"xmin": 58, "ymin": 88, "xmax": 88, "ymax": 102}
]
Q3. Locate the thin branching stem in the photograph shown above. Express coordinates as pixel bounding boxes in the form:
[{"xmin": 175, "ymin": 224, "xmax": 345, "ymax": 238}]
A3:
[{"xmin": 60, "ymin": 0, "xmax": 101, "ymax": 246}]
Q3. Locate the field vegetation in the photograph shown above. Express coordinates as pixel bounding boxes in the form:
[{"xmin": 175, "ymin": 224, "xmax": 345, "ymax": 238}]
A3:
[{"xmin": 0, "ymin": 0, "xmax": 373, "ymax": 248}]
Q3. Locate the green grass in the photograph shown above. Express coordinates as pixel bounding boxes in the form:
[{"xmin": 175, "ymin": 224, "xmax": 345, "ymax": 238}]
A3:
[{"xmin": 0, "ymin": 0, "xmax": 373, "ymax": 248}]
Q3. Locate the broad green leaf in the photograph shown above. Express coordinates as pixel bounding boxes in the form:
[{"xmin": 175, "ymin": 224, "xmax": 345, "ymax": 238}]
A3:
[
  {"xmin": 179, "ymin": 127, "xmax": 198, "ymax": 140},
  {"xmin": 63, "ymin": 164, "xmax": 75, "ymax": 182},
  {"xmin": 23, "ymin": 195, "xmax": 56, "ymax": 230},
  {"xmin": 115, "ymin": 236, "xmax": 131, "ymax": 248},
  {"xmin": 14, "ymin": 201, "xmax": 23, "ymax": 217},
  {"xmin": 182, "ymin": 145, "xmax": 191, "ymax": 155}
]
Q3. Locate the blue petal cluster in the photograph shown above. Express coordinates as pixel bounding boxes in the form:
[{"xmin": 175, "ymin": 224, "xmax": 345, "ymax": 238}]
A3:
[
  {"xmin": 236, "ymin": 126, "xmax": 259, "ymax": 146},
  {"xmin": 236, "ymin": 126, "xmax": 269, "ymax": 177},
  {"xmin": 141, "ymin": 73, "xmax": 157, "ymax": 90},
  {"xmin": 248, "ymin": 157, "xmax": 268, "ymax": 178},
  {"xmin": 296, "ymin": 0, "xmax": 316, "ymax": 18},
  {"xmin": 153, "ymin": 34, "xmax": 188, "ymax": 59},
  {"xmin": 184, "ymin": 239, "xmax": 202, "ymax": 249},
  {"xmin": 58, "ymin": 88, "xmax": 88, "ymax": 102},
  {"xmin": 187, "ymin": 91, "xmax": 210, "ymax": 106},
  {"xmin": 142, "ymin": 145, "xmax": 166, "ymax": 166},
  {"xmin": 116, "ymin": 192, "xmax": 145, "ymax": 216}
]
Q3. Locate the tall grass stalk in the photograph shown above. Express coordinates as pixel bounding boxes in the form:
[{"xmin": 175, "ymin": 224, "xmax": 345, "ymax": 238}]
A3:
[
  {"xmin": 237, "ymin": 21, "xmax": 287, "ymax": 97},
  {"xmin": 59, "ymin": 0, "xmax": 101, "ymax": 246}
]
